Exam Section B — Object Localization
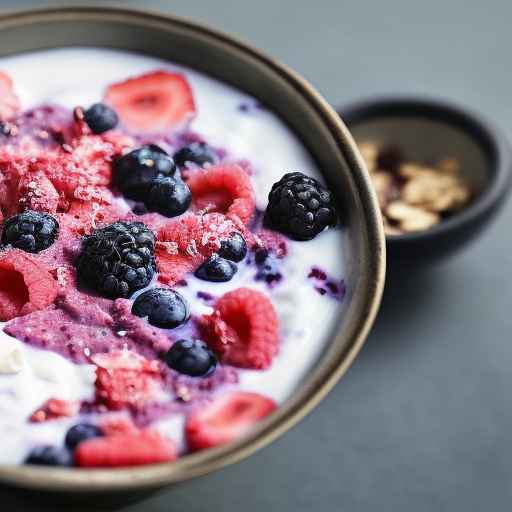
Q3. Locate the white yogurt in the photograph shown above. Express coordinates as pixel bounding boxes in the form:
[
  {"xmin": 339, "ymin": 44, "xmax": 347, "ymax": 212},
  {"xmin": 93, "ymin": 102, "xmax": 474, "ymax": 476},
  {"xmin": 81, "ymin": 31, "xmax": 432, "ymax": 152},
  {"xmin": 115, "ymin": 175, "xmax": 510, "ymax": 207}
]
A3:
[{"xmin": 0, "ymin": 48, "xmax": 348, "ymax": 463}]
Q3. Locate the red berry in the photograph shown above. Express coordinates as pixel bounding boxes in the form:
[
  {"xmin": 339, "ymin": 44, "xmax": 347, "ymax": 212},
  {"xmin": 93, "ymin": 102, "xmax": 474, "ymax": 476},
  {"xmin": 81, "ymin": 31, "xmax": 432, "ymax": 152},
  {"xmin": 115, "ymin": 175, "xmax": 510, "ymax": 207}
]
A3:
[
  {"xmin": 199, "ymin": 287, "xmax": 279, "ymax": 369},
  {"xmin": 99, "ymin": 417, "xmax": 140, "ymax": 437},
  {"xmin": 0, "ymin": 71, "xmax": 20, "ymax": 120},
  {"xmin": 104, "ymin": 70, "xmax": 196, "ymax": 133},
  {"xmin": 0, "ymin": 250, "xmax": 58, "ymax": 321},
  {"xmin": 29, "ymin": 398, "xmax": 80, "ymax": 423},
  {"xmin": 75, "ymin": 430, "xmax": 177, "ymax": 467},
  {"xmin": 187, "ymin": 165, "xmax": 255, "ymax": 224},
  {"xmin": 156, "ymin": 213, "xmax": 248, "ymax": 286},
  {"xmin": 92, "ymin": 351, "xmax": 165, "ymax": 411},
  {"xmin": 16, "ymin": 170, "xmax": 60, "ymax": 214},
  {"xmin": 186, "ymin": 391, "xmax": 276, "ymax": 451}
]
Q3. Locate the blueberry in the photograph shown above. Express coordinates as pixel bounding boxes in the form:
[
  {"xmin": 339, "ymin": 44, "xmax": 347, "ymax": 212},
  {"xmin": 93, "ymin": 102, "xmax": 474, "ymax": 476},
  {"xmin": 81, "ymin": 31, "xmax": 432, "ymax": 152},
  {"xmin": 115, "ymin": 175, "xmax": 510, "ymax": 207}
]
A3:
[
  {"xmin": 25, "ymin": 445, "xmax": 72, "ymax": 466},
  {"xmin": 114, "ymin": 145, "xmax": 177, "ymax": 200},
  {"xmin": 173, "ymin": 142, "xmax": 217, "ymax": 168},
  {"xmin": 254, "ymin": 249, "xmax": 282, "ymax": 286},
  {"xmin": 218, "ymin": 233, "xmax": 247, "ymax": 262},
  {"xmin": 84, "ymin": 102, "xmax": 118, "ymax": 134},
  {"xmin": 132, "ymin": 288, "xmax": 189, "ymax": 329},
  {"xmin": 147, "ymin": 176, "xmax": 191, "ymax": 217},
  {"xmin": 65, "ymin": 423, "xmax": 104, "ymax": 450},
  {"xmin": 195, "ymin": 254, "xmax": 237, "ymax": 282},
  {"xmin": 165, "ymin": 339, "xmax": 217, "ymax": 377}
]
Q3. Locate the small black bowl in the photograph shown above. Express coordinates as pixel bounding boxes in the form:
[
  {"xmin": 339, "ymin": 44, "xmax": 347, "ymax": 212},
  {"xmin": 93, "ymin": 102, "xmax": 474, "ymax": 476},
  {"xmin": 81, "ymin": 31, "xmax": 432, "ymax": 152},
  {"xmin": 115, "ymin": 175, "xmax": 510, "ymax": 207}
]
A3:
[{"xmin": 338, "ymin": 96, "xmax": 512, "ymax": 268}]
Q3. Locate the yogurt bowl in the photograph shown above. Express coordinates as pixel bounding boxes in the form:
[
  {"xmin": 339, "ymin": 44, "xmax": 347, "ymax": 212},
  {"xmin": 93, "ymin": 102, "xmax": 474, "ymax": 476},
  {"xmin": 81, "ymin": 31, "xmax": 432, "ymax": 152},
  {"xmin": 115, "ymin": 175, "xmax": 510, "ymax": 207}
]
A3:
[{"xmin": 0, "ymin": 7, "xmax": 384, "ymax": 502}]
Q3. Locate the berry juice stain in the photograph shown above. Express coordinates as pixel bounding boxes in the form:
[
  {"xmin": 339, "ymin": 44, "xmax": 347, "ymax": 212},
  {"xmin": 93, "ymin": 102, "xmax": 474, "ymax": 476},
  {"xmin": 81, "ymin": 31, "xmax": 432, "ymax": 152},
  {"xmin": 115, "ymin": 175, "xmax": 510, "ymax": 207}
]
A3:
[{"xmin": 308, "ymin": 266, "xmax": 346, "ymax": 301}]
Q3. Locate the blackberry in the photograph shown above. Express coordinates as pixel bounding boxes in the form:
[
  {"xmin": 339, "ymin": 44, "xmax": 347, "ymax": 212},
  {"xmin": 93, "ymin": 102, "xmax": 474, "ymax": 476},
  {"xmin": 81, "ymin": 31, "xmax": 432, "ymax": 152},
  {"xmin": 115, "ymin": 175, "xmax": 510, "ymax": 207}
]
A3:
[
  {"xmin": 114, "ymin": 145, "xmax": 177, "ymax": 200},
  {"xmin": 84, "ymin": 103, "xmax": 118, "ymax": 134},
  {"xmin": 264, "ymin": 172, "xmax": 337, "ymax": 241},
  {"xmin": 25, "ymin": 445, "xmax": 72, "ymax": 466},
  {"xmin": 77, "ymin": 221, "xmax": 156, "ymax": 299},
  {"xmin": 195, "ymin": 254, "xmax": 237, "ymax": 282},
  {"xmin": 218, "ymin": 233, "xmax": 247, "ymax": 262},
  {"xmin": 173, "ymin": 142, "xmax": 217, "ymax": 168},
  {"xmin": 1, "ymin": 210, "xmax": 59, "ymax": 253},
  {"xmin": 132, "ymin": 288, "xmax": 189, "ymax": 329},
  {"xmin": 65, "ymin": 423, "xmax": 104, "ymax": 450},
  {"xmin": 147, "ymin": 176, "xmax": 192, "ymax": 217},
  {"xmin": 165, "ymin": 339, "xmax": 217, "ymax": 377}
]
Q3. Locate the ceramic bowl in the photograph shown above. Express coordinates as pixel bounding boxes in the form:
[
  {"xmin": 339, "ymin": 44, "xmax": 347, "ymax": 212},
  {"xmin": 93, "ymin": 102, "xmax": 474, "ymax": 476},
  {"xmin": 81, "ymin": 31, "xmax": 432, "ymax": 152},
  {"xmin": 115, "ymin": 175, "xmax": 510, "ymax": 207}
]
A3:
[
  {"xmin": 0, "ymin": 6, "xmax": 385, "ymax": 505},
  {"xmin": 338, "ymin": 96, "xmax": 512, "ymax": 268}
]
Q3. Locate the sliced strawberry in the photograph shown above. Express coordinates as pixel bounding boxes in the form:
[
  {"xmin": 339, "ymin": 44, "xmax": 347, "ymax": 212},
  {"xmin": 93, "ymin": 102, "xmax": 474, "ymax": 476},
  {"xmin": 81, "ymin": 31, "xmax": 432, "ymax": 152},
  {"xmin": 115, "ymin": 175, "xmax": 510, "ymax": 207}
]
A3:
[
  {"xmin": 104, "ymin": 70, "xmax": 195, "ymax": 133},
  {"xmin": 186, "ymin": 392, "xmax": 276, "ymax": 451},
  {"xmin": 156, "ymin": 212, "xmax": 247, "ymax": 286},
  {"xmin": 199, "ymin": 287, "xmax": 280, "ymax": 369},
  {"xmin": 187, "ymin": 165, "xmax": 255, "ymax": 224},
  {"xmin": 75, "ymin": 430, "xmax": 177, "ymax": 467},
  {"xmin": 29, "ymin": 398, "xmax": 79, "ymax": 423},
  {"xmin": 0, "ymin": 250, "xmax": 58, "ymax": 321},
  {"xmin": 0, "ymin": 71, "xmax": 20, "ymax": 120},
  {"xmin": 93, "ymin": 350, "xmax": 165, "ymax": 411}
]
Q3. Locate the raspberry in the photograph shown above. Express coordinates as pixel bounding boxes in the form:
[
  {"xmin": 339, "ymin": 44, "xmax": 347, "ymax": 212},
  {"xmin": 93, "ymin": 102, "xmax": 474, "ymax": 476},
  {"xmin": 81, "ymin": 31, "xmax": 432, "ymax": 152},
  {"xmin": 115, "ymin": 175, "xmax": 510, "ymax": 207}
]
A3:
[
  {"xmin": 186, "ymin": 391, "xmax": 276, "ymax": 451},
  {"xmin": 92, "ymin": 350, "xmax": 165, "ymax": 411},
  {"xmin": 75, "ymin": 430, "xmax": 177, "ymax": 467},
  {"xmin": 187, "ymin": 165, "xmax": 255, "ymax": 224},
  {"xmin": 16, "ymin": 171, "xmax": 60, "ymax": 214},
  {"xmin": 156, "ymin": 212, "xmax": 246, "ymax": 286},
  {"xmin": 199, "ymin": 288, "xmax": 279, "ymax": 369},
  {"xmin": 0, "ymin": 250, "xmax": 58, "ymax": 321},
  {"xmin": 253, "ymin": 228, "xmax": 288, "ymax": 258}
]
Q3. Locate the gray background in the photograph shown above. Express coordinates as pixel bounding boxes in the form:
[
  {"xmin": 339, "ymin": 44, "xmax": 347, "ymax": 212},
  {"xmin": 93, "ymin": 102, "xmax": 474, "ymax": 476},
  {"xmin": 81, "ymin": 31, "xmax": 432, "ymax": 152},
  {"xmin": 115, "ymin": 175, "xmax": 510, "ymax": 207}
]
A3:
[{"xmin": 1, "ymin": 1, "xmax": 512, "ymax": 510}]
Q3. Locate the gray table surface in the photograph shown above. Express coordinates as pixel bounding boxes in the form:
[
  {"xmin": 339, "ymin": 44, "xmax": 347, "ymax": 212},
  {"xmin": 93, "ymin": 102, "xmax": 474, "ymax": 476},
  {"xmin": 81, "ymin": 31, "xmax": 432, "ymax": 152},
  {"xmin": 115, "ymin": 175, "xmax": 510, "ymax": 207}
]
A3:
[{"xmin": 1, "ymin": 1, "xmax": 512, "ymax": 510}]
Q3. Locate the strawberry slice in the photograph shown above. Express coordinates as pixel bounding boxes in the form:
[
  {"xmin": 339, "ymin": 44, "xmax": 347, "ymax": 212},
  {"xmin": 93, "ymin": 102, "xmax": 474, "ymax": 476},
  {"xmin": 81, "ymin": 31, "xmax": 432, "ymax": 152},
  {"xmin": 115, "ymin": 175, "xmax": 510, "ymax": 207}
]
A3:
[
  {"xmin": 75, "ymin": 430, "xmax": 177, "ymax": 467},
  {"xmin": 0, "ymin": 71, "xmax": 20, "ymax": 120},
  {"xmin": 29, "ymin": 398, "xmax": 79, "ymax": 423},
  {"xmin": 0, "ymin": 250, "xmax": 58, "ymax": 321},
  {"xmin": 105, "ymin": 70, "xmax": 195, "ymax": 133},
  {"xmin": 186, "ymin": 392, "xmax": 276, "ymax": 451}
]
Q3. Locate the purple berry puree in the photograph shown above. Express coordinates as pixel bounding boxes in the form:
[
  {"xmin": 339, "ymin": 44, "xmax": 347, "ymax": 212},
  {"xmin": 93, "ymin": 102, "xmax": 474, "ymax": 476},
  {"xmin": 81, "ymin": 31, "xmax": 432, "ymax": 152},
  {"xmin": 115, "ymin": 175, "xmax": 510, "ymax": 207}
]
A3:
[
  {"xmin": 308, "ymin": 266, "xmax": 346, "ymax": 301},
  {"xmin": 4, "ymin": 105, "xmax": 73, "ymax": 148}
]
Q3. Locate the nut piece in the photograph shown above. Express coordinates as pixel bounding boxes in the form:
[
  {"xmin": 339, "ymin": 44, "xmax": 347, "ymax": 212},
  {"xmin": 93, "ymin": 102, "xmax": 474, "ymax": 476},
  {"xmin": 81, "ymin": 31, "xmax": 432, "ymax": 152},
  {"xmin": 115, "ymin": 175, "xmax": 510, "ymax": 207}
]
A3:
[{"xmin": 359, "ymin": 142, "xmax": 472, "ymax": 235}]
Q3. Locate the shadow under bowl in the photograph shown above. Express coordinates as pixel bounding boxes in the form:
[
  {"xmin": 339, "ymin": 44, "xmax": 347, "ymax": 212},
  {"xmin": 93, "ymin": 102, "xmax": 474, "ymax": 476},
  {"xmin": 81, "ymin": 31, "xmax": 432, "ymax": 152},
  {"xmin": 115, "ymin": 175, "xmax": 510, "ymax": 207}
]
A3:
[{"xmin": 338, "ymin": 96, "xmax": 512, "ymax": 268}]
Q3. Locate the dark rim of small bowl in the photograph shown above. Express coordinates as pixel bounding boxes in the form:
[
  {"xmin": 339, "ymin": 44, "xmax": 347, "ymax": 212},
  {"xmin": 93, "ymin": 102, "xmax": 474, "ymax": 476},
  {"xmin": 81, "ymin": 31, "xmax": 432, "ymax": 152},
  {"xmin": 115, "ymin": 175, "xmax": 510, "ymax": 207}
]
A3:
[{"xmin": 337, "ymin": 95, "xmax": 512, "ymax": 243}]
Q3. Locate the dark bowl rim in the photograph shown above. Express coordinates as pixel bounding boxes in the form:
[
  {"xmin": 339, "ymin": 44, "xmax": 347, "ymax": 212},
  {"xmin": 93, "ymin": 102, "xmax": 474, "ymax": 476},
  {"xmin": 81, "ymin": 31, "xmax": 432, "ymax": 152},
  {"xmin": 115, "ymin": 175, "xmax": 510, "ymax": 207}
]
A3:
[{"xmin": 337, "ymin": 95, "xmax": 512, "ymax": 244}]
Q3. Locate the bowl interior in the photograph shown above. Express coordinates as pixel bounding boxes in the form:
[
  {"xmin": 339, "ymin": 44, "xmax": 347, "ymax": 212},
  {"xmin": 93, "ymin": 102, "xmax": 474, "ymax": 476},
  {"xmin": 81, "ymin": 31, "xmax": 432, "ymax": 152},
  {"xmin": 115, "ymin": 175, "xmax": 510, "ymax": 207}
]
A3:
[
  {"xmin": 0, "ymin": 7, "xmax": 384, "ymax": 493},
  {"xmin": 350, "ymin": 116, "xmax": 491, "ymax": 195}
]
